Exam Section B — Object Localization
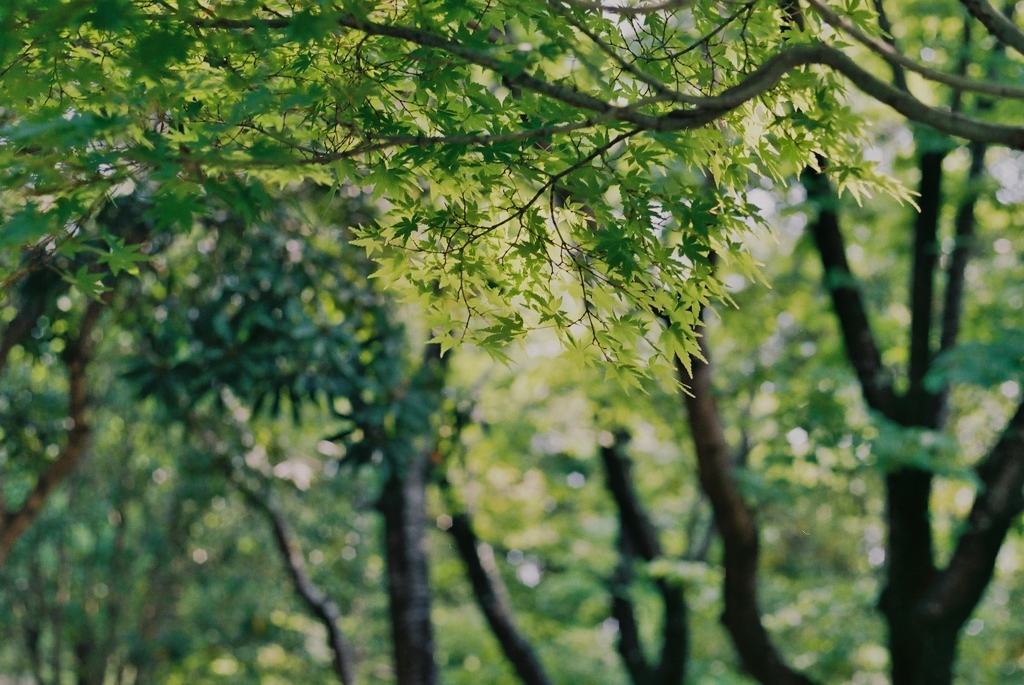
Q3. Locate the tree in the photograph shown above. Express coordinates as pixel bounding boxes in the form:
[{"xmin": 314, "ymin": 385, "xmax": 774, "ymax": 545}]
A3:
[{"xmin": 4, "ymin": 2, "xmax": 1024, "ymax": 685}]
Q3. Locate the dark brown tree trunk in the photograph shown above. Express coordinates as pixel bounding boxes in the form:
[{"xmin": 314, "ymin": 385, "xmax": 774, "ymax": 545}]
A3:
[
  {"xmin": 805, "ymin": 130, "xmax": 1024, "ymax": 685},
  {"xmin": 880, "ymin": 467, "xmax": 937, "ymax": 685},
  {"xmin": 677, "ymin": 316, "xmax": 814, "ymax": 685},
  {"xmin": 379, "ymin": 451, "xmax": 439, "ymax": 685},
  {"xmin": 905, "ymin": 150, "xmax": 945, "ymax": 427},
  {"xmin": 805, "ymin": 158, "xmax": 943, "ymax": 684},
  {"xmin": 885, "ymin": 147, "xmax": 946, "ymax": 685}
]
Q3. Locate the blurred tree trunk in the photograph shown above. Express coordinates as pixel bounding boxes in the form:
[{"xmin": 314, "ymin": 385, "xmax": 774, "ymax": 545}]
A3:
[
  {"xmin": 242, "ymin": 485, "xmax": 357, "ymax": 685},
  {"xmin": 805, "ymin": 131, "xmax": 1024, "ymax": 685},
  {"xmin": 445, "ymin": 501, "xmax": 553, "ymax": 685},
  {"xmin": 600, "ymin": 432, "xmax": 687, "ymax": 685},
  {"xmin": 677, "ymin": 304, "xmax": 815, "ymax": 685},
  {"xmin": 379, "ymin": 450, "xmax": 439, "ymax": 685}
]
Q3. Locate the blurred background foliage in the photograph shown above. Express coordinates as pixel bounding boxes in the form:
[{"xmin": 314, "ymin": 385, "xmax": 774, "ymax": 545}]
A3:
[{"xmin": 2, "ymin": 127, "xmax": 1023, "ymax": 683}]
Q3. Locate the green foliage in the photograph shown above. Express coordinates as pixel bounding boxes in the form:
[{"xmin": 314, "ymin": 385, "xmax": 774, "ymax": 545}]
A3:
[
  {"xmin": 928, "ymin": 330, "xmax": 1024, "ymax": 390},
  {"xmin": 0, "ymin": 0, "xmax": 918, "ymax": 371},
  {"xmin": 3, "ymin": 2, "xmax": 1024, "ymax": 685}
]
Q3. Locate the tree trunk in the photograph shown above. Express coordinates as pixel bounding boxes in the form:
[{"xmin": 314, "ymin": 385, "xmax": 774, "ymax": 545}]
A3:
[
  {"xmin": 678, "ymin": 319, "xmax": 814, "ymax": 685},
  {"xmin": 379, "ymin": 451, "xmax": 439, "ymax": 685},
  {"xmin": 880, "ymin": 468, "xmax": 937, "ymax": 685},
  {"xmin": 804, "ymin": 131, "xmax": 1024, "ymax": 685},
  {"xmin": 599, "ymin": 433, "xmax": 688, "ymax": 685}
]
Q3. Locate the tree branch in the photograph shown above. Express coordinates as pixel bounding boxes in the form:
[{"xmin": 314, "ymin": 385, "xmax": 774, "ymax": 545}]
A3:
[
  {"xmin": 199, "ymin": 11, "xmax": 1024, "ymax": 148},
  {"xmin": 301, "ymin": 116, "xmax": 625, "ymax": 165},
  {"xmin": 442, "ymin": 499, "xmax": 554, "ymax": 685},
  {"xmin": 940, "ymin": 141, "xmax": 986, "ymax": 353},
  {"xmin": 600, "ymin": 433, "xmax": 665, "ymax": 561},
  {"xmin": 599, "ymin": 433, "xmax": 686, "ymax": 685},
  {"xmin": 801, "ymin": 168, "xmax": 898, "ymax": 417},
  {"xmin": 556, "ymin": 0, "xmax": 695, "ymax": 16},
  {"xmin": 906, "ymin": 150, "xmax": 946, "ymax": 426},
  {"xmin": 609, "ymin": 536, "xmax": 653, "ymax": 685},
  {"xmin": 869, "ymin": 0, "xmax": 908, "ymax": 91},
  {"xmin": 808, "ymin": 0, "xmax": 1024, "ymax": 99},
  {"xmin": 922, "ymin": 400, "xmax": 1024, "ymax": 628},
  {"xmin": 940, "ymin": 1, "xmax": 1009, "ymax": 353},
  {"xmin": 240, "ymin": 486, "xmax": 357, "ymax": 685},
  {"xmin": 0, "ymin": 297, "xmax": 105, "ymax": 568},
  {"xmin": 960, "ymin": 0, "xmax": 1024, "ymax": 56}
]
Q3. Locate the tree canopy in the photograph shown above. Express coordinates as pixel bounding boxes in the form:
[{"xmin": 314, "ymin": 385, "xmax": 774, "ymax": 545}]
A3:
[{"xmin": 3, "ymin": 0, "xmax": 1023, "ymax": 366}]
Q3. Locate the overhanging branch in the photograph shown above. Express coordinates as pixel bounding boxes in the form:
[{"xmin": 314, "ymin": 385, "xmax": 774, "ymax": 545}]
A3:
[
  {"xmin": 199, "ymin": 12, "xmax": 1024, "ymax": 148},
  {"xmin": 556, "ymin": 0, "xmax": 695, "ymax": 16},
  {"xmin": 960, "ymin": 0, "xmax": 1024, "ymax": 56},
  {"xmin": 808, "ymin": 0, "xmax": 1024, "ymax": 99}
]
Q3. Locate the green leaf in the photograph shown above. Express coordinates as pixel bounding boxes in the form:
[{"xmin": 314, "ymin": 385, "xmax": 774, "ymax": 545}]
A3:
[
  {"xmin": 62, "ymin": 265, "xmax": 109, "ymax": 302},
  {"xmin": 97, "ymin": 237, "xmax": 149, "ymax": 276}
]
